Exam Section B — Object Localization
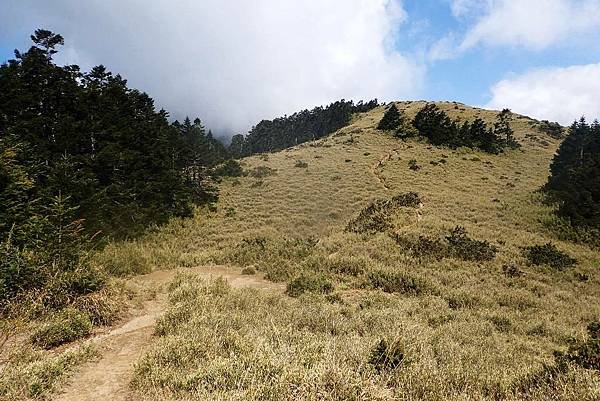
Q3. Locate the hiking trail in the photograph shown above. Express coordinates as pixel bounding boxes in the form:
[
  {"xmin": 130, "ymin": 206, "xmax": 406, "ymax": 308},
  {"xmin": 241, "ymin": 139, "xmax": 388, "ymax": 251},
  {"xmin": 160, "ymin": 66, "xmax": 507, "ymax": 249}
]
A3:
[{"xmin": 53, "ymin": 266, "xmax": 283, "ymax": 401}]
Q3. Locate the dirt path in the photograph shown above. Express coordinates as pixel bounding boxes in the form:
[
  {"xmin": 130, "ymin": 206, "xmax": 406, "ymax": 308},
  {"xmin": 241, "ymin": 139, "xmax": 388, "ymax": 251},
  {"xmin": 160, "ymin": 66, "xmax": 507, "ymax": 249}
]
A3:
[
  {"xmin": 53, "ymin": 266, "xmax": 283, "ymax": 401},
  {"xmin": 371, "ymin": 149, "xmax": 400, "ymax": 190}
]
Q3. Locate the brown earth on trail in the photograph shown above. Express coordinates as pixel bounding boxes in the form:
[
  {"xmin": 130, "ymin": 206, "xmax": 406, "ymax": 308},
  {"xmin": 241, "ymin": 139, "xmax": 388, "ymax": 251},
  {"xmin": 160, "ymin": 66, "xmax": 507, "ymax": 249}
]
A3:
[{"xmin": 53, "ymin": 266, "xmax": 283, "ymax": 401}]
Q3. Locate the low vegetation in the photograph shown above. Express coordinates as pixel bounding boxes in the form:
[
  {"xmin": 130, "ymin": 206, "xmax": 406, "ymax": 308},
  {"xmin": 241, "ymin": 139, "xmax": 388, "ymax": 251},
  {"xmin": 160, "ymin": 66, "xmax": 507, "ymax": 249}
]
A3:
[
  {"xmin": 1, "ymin": 32, "xmax": 599, "ymax": 400},
  {"xmin": 523, "ymin": 243, "xmax": 577, "ymax": 269},
  {"xmin": 30, "ymin": 308, "xmax": 91, "ymax": 349}
]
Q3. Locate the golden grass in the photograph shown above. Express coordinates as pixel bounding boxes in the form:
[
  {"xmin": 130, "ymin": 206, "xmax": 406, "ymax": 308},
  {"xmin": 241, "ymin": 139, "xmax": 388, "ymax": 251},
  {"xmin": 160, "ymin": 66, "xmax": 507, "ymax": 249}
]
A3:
[{"xmin": 99, "ymin": 102, "xmax": 600, "ymax": 399}]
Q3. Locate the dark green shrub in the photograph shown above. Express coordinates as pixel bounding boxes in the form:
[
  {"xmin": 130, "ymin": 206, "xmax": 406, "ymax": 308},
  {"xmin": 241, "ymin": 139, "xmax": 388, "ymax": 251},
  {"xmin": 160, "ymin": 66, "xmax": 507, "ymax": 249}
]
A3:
[
  {"xmin": 369, "ymin": 339, "xmax": 404, "ymax": 372},
  {"xmin": 391, "ymin": 234, "xmax": 447, "ymax": 260},
  {"xmin": 446, "ymin": 226, "xmax": 497, "ymax": 262},
  {"xmin": 538, "ymin": 120, "xmax": 565, "ymax": 139},
  {"xmin": 30, "ymin": 308, "xmax": 92, "ymax": 349},
  {"xmin": 212, "ymin": 159, "xmax": 244, "ymax": 177},
  {"xmin": 294, "ymin": 160, "xmax": 308, "ymax": 168},
  {"xmin": 408, "ymin": 159, "xmax": 420, "ymax": 171},
  {"xmin": 286, "ymin": 273, "xmax": 334, "ymax": 297},
  {"xmin": 523, "ymin": 243, "xmax": 577, "ymax": 269},
  {"xmin": 367, "ymin": 270, "xmax": 431, "ymax": 296},
  {"xmin": 345, "ymin": 193, "xmax": 421, "ymax": 234}
]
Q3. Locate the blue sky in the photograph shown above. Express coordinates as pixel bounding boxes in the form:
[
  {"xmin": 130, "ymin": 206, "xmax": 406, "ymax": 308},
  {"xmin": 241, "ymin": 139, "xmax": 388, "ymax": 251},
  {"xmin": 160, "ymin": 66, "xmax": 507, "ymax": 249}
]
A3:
[{"xmin": 1, "ymin": 0, "xmax": 600, "ymax": 131}]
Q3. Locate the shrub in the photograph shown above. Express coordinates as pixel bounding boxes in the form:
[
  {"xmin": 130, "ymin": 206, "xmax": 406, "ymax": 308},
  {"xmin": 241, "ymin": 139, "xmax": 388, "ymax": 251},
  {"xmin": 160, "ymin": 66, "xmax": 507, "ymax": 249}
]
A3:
[
  {"xmin": 248, "ymin": 166, "xmax": 276, "ymax": 178},
  {"xmin": 538, "ymin": 120, "xmax": 565, "ymax": 139},
  {"xmin": 369, "ymin": 339, "xmax": 404, "ymax": 372},
  {"xmin": 523, "ymin": 243, "xmax": 577, "ymax": 270},
  {"xmin": 555, "ymin": 320, "xmax": 600, "ymax": 370},
  {"xmin": 30, "ymin": 308, "xmax": 92, "ymax": 349},
  {"xmin": 446, "ymin": 226, "xmax": 497, "ymax": 262},
  {"xmin": 294, "ymin": 160, "xmax": 308, "ymax": 168},
  {"xmin": 408, "ymin": 159, "xmax": 420, "ymax": 171},
  {"xmin": 212, "ymin": 159, "xmax": 244, "ymax": 177},
  {"xmin": 241, "ymin": 267, "xmax": 256, "ymax": 275},
  {"xmin": 367, "ymin": 270, "xmax": 432, "ymax": 296},
  {"xmin": 502, "ymin": 264, "xmax": 524, "ymax": 278},
  {"xmin": 286, "ymin": 273, "xmax": 334, "ymax": 297},
  {"xmin": 391, "ymin": 234, "xmax": 447, "ymax": 260},
  {"xmin": 345, "ymin": 193, "xmax": 421, "ymax": 234}
]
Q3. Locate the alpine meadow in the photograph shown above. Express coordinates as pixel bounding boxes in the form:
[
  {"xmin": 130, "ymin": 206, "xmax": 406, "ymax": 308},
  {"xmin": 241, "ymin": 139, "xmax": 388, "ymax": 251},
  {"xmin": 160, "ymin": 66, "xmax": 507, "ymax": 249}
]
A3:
[{"xmin": 1, "ymin": 6, "xmax": 600, "ymax": 401}]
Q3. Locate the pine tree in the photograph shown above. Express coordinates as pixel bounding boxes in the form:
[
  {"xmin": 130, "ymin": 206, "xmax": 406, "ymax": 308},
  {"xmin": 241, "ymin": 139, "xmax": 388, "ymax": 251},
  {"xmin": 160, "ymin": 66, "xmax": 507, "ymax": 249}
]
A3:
[
  {"xmin": 377, "ymin": 104, "xmax": 404, "ymax": 131},
  {"xmin": 494, "ymin": 109, "xmax": 519, "ymax": 149},
  {"xmin": 545, "ymin": 118, "xmax": 600, "ymax": 228}
]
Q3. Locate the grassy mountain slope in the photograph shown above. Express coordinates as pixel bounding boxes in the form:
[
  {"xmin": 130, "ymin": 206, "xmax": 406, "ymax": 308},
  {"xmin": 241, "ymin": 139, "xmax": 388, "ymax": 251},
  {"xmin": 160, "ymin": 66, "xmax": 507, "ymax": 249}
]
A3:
[{"xmin": 90, "ymin": 102, "xmax": 600, "ymax": 399}]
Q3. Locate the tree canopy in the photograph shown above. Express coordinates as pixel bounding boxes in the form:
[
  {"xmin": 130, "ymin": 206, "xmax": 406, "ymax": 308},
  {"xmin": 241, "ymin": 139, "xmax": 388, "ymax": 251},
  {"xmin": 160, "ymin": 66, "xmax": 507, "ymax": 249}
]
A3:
[
  {"xmin": 545, "ymin": 118, "xmax": 600, "ymax": 229},
  {"xmin": 230, "ymin": 99, "xmax": 378, "ymax": 157},
  {"xmin": 410, "ymin": 104, "xmax": 519, "ymax": 154},
  {"xmin": 0, "ymin": 30, "xmax": 225, "ymax": 241}
]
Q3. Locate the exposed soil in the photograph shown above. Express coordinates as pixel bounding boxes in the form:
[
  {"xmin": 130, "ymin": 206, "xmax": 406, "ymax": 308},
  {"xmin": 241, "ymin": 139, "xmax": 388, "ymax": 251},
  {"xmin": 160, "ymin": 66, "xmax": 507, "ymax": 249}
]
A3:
[
  {"xmin": 53, "ymin": 266, "xmax": 283, "ymax": 401},
  {"xmin": 371, "ymin": 149, "xmax": 400, "ymax": 190}
]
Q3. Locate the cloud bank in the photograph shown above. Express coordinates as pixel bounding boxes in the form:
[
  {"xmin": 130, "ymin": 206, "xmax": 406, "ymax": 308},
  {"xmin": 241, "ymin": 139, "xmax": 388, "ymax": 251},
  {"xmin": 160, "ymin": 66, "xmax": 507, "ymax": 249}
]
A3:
[
  {"xmin": 457, "ymin": 0, "xmax": 600, "ymax": 50},
  {"xmin": 0, "ymin": 0, "xmax": 423, "ymax": 135},
  {"xmin": 486, "ymin": 64, "xmax": 600, "ymax": 125}
]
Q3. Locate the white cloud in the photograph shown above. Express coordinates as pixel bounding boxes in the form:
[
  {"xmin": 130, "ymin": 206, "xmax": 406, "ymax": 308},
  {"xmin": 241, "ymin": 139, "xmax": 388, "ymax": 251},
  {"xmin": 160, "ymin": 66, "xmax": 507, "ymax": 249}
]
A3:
[
  {"xmin": 486, "ymin": 64, "xmax": 600, "ymax": 124},
  {"xmin": 0, "ymin": 0, "xmax": 423, "ymax": 135},
  {"xmin": 459, "ymin": 0, "xmax": 600, "ymax": 51},
  {"xmin": 449, "ymin": 0, "xmax": 493, "ymax": 18}
]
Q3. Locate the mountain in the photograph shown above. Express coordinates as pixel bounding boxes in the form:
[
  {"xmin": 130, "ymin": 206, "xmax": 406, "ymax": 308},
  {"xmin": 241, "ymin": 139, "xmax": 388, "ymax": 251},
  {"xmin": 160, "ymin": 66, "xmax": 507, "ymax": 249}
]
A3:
[{"xmin": 3, "ymin": 101, "xmax": 598, "ymax": 401}]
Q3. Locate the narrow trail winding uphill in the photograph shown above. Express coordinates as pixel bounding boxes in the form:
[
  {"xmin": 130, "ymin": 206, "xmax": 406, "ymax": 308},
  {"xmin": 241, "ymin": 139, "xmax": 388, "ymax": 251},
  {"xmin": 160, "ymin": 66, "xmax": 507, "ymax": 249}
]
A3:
[
  {"xmin": 53, "ymin": 267, "xmax": 284, "ymax": 401},
  {"xmin": 371, "ymin": 148, "xmax": 400, "ymax": 190}
]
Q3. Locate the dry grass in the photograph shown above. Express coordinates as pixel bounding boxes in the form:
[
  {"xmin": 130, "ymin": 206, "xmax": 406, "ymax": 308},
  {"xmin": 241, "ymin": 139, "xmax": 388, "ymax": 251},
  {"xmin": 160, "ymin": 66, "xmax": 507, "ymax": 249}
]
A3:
[{"xmin": 84, "ymin": 102, "xmax": 600, "ymax": 399}]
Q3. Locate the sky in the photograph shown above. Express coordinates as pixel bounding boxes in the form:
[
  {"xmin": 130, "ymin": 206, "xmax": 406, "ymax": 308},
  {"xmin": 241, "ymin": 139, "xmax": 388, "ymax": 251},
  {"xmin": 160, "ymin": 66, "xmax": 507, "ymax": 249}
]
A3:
[{"xmin": 1, "ymin": 0, "xmax": 600, "ymax": 136}]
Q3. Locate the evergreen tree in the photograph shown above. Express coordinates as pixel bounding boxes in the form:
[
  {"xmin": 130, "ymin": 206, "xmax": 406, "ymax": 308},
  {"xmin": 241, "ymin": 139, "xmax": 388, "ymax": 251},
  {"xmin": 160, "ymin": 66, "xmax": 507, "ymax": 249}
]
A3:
[
  {"xmin": 494, "ymin": 109, "xmax": 519, "ymax": 149},
  {"xmin": 545, "ymin": 118, "xmax": 600, "ymax": 228},
  {"xmin": 231, "ymin": 99, "xmax": 379, "ymax": 156},
  {"xmin": 412, "ymin": 104, "xmax": 455, "ymax": 146},
  {"xmin": 0, "ymin": 30, "xmax": 219, "ymax": 240},
  {"xmin": 411, "ymin": 103, "xmax": 516, "ymax": 153},
  {"xmin": 377, "ymin": 104, "xmax": 404, "ymax": 131}
]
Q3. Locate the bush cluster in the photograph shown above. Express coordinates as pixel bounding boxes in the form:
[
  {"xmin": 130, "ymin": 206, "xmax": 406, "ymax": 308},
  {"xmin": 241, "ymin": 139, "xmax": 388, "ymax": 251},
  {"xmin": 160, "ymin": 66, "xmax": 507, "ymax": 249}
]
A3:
[
  {"xmin": 391, "ymin": 227, "xmax": 497, "ymax": 262},
  {"xmin": 345, "ymin": 192, "xmax": 421, "ymax": 234},
  {"xmin": 446, "ymin": 226, "xmax": 497, "ymax": 262},
  {"xmin": 367, "ymin": 270, "xmax": 433, "ymax": 296},
  {"xmin": 523, "ymin": 243, "xmax": 577, "ymax": 270},
  {"xmin": 248, "ymin": 166, "xmax": 277, "ymax": 178},
  {"xmin": 212, "ymin": 159, "xmax": 244, "ymax": 177},
  {"xmin": 286, "ymin": 273, "xmax": 334, "ymax": 297}
]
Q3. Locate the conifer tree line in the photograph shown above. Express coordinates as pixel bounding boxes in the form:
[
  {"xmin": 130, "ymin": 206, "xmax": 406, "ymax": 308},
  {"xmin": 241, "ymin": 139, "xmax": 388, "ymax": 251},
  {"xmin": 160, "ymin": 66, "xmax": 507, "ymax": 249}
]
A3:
[
  {"xmin": 0, "ymin": 30, "xmax": 227, "ymax": 243},
  {"xmin": 545, "ymin": 118, "xmax": 600, "ymax": 231},
  {"xmin": 0, "ymin": 30, "xmax": 234, "ymax": 307},
  {"xmin": 378, "ymin": 103, "xmax": 520, "ymax": 154},
  {"xmin": 229, "ymin": 99, "xmax": 379, "ymax": 157}
]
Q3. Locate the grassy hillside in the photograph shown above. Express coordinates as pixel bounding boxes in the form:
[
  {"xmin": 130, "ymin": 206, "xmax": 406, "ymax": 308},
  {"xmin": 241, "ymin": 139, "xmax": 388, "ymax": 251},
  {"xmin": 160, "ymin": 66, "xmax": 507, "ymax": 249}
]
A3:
[
  {"xmin": 92, "ymin": 102, "xmax": 600, "ymax": 400},
  {"xmin": 4, "ymin": 102, "xmax": 598, "ymax": 400}
]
